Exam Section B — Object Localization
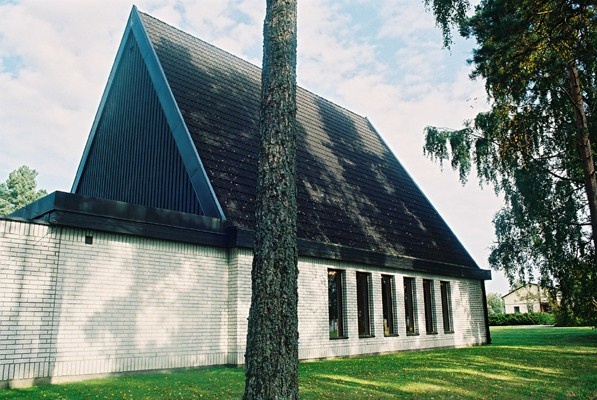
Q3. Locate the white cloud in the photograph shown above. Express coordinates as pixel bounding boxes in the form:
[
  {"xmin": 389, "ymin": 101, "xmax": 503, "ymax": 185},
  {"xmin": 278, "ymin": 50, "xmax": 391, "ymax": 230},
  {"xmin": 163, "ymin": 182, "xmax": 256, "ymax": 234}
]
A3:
[
  {"xmin": 166, "ymin": 0, "xmax": 264, "ymax": 64},
  {"xmin": 377, "ymin": 0, "xmax": 437, "ymax": 39},
  {"xmin": 0, "ymin": 0, "xmax": 133, "ymax": 189},
  {"xmin": 296, "ymin": 1, "xmax": 381, "ymax": 101}
]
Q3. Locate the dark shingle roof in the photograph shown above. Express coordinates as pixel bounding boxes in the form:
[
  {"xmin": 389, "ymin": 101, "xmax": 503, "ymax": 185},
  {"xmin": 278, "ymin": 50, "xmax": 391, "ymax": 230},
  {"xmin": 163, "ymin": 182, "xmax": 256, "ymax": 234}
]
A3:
[{"xmin": 138, "ymin": 11, "xmax": 478, "ymax": 269}]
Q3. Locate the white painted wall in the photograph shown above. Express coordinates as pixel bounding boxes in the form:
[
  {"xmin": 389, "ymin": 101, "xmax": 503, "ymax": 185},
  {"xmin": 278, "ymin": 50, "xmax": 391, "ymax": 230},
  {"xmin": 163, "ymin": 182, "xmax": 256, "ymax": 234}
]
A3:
[{"xmin": 503, "ymin": 284, "xmax": 546, "ymax": 314}]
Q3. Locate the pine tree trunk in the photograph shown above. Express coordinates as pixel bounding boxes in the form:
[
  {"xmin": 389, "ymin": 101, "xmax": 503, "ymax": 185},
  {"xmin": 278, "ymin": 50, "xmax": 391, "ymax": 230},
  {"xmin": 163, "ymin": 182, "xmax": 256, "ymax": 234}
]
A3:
[
  {"xmin": 243, "ymin": 0, "xmax": 298, "ymax": 399},
  {"xmin": 568, "ymin": 63, "xmax": 597, "ymax": 263}
]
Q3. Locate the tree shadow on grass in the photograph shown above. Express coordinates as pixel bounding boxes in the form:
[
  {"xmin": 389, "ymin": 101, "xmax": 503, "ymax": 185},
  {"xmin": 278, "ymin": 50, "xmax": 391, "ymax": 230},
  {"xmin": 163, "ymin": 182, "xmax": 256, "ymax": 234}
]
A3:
[
  {"xmin": 299, "ymin": 328, "xmax": 597, "ymax": 399},
  {"xmin": 3, "ymin": 331, "xmax": 596, "ymax": 400}
]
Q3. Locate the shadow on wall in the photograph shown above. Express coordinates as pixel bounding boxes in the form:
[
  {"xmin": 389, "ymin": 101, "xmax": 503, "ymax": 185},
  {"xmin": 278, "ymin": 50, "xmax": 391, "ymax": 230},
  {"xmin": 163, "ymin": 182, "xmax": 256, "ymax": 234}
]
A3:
[
  {"xmin": 1, "ymin": 224, "xmax": 61, "ymax": 386},
  {"xmin": 50, "ymin": 226, "xmax": 229, "ymax": 378},
  {"xmin": 454, "ymin": 280, "xmax": 487, "ymax": 345}
]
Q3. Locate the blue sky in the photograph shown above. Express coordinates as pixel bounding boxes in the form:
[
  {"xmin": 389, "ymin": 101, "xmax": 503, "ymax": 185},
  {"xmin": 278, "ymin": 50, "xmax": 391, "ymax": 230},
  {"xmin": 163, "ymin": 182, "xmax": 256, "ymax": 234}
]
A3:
[{"xmin": 0, "ymin": 0, "xmax": 508, "ymax": 293}]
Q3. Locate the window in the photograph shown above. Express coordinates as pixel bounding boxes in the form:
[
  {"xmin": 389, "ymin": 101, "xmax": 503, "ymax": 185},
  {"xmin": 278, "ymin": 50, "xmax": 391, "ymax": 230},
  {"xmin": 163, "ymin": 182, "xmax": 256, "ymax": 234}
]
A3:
[
  {"xmin": 423, "ymin": 279, "xmax": 437, "ymax": 334},
  {"xmin": 514, "ymin": 306, "xmax": 520, "ymax": 314},
  {"xmin": 404, "ymin": 277, "xmax": 417, "ymax": 334},
  {"xmin": 356, "ymin": 272, "xmax": 373, "ymax": 337},
  {"xmin": 440, "ymin": 281, "xmax": 454, "ymax": 333},
  {"xmin": 328, "ymin": 269, "xmax": 346, "ymax": 338},
  {"xmin": 381, "ymin": 275, "xmax": 397, "ymax": 336}
]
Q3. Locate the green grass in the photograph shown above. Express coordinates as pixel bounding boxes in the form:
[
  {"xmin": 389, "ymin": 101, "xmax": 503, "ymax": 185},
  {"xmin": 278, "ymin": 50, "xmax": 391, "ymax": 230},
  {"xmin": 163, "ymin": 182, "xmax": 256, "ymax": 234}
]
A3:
[{"xmin": 2, "ymin": 326, "xmax": 596, "ymax": 399}]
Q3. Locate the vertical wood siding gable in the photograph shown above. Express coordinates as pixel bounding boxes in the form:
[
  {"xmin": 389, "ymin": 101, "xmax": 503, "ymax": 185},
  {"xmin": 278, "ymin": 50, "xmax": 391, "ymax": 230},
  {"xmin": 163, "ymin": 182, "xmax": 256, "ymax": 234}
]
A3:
[{"xmin": 74, "ymin": 33, "xmax": 202, "ymax": 214}]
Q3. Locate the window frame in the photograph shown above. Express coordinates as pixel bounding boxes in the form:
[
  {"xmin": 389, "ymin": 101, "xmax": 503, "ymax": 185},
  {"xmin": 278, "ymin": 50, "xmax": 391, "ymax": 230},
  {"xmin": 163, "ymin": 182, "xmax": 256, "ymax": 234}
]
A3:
[
  {"xmin": 381, "ymin": 274, "xmax": 398, "ymax": 336},
  {"xmin": 356, "ymin": 272, "xmax": 374, "ymax": 338},
  {"xmin": 328, "ymin": 269, "xmax": 347, "ymax": 339},
  {"xmin": 440, "ymin": 280, "xmax": 454, "ymax": 333},
  {"xmin": 423, "ymin": 279, "xmax": 437, "ymax": 334},
  {"xmin": 403, "ymin": 277, "xmax": 418, "ymax": 335}
]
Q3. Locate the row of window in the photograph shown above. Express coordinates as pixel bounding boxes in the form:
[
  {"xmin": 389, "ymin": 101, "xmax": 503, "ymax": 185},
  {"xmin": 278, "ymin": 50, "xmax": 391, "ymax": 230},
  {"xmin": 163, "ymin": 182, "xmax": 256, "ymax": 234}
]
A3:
[{"xmin": 328, "ymin": 269, "xmax": 454, "ymax": 339}]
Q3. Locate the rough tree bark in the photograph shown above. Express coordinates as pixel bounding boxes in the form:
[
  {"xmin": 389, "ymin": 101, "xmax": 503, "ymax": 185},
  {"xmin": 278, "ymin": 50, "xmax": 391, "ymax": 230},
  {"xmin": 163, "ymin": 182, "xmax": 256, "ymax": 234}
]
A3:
[
  {"xmin": 568, "ymin": 62, "xmax": 597, "ymax": 264},
  {"xmin": 243, "ymin": 0, "xmax": 299, "ymax": 399}
]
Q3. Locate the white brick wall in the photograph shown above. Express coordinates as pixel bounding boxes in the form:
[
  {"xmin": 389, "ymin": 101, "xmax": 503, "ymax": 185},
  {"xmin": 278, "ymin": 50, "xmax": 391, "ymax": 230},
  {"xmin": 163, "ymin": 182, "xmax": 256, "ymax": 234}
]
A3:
[
  {"xmin": 294, "ymin": 258, "xmax": 487, "ymax": 361},
  {"xmin": 0, "ymin": 219, "xmax": 487, "ymax": 387},
  {"xmin": 226, "ymin": 248, "xmax": 252, "ymax": 365},
  {"xmin": 1, "ymin": 220, "xmax": 230, "ymax": 386},
  {"xmin": 50, "ymin": 228, "xmax": 230, "ymax": 378},
  {"xmin": 0, "ymin": 221, "xmax": 61, "ymax": 385}
]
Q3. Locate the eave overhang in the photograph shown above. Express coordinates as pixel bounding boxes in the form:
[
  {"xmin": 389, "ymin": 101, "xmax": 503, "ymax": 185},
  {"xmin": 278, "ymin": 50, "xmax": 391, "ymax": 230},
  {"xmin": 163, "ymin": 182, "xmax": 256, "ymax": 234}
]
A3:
[
  {"xmin": 8, "ymin": 191, "xmax": 491, "ymax": 281},
  {"xmin": 9, "ymin": 191, "xmax": 229, "ymax": 247},
  {"xmin": 229, "ymin": 227, "xmax": 492, "ymax": 281}
]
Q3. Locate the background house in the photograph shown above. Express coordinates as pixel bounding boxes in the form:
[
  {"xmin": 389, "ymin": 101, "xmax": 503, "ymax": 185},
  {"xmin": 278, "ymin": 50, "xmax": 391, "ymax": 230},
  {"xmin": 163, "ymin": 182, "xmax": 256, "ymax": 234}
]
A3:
[
  {"xmin": 0, "ymin": 7, "xmax": 491, "ymax": 388},
  {"xmin": 502, "ymin": 284, "xmax": 550, "ymax": 314}
]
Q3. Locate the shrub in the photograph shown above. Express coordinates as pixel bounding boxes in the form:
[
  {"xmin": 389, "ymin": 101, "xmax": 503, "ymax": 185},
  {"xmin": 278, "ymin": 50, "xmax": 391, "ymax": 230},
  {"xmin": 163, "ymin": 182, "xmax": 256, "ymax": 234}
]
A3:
[
  {"xmin": 553, "ymin": 307, "xmax": 597, "ymax": 327},
  {"xmin": 489, "ymin": 312, "xmax": 555, "ymax": 326}
]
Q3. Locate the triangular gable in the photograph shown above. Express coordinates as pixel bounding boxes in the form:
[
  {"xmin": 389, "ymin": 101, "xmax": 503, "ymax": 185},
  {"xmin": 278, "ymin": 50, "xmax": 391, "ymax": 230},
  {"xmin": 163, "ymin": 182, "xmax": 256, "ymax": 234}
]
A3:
[{"xmin": 72, "ymin": 6, "xmax": 224, "ymax": 219}]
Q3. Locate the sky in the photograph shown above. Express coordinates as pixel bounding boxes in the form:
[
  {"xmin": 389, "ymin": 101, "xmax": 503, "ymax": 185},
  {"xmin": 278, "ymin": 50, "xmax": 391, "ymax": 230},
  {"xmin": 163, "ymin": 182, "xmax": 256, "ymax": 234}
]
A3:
[{"xmin": 0, "ymin": 0, "xmax": 510, "ymax": 293}]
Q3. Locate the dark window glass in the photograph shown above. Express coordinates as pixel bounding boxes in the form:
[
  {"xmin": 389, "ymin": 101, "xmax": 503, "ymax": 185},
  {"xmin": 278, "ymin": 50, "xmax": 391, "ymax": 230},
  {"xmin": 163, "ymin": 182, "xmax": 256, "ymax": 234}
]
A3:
[
  {"xmin": 381, "ymin": 275, "xmax": 397, "ymax": 336},
  {"xmin": 404, "ymin": 277, "xmax": 417, "ymax": 334},
  {"xmin": 423, "ymin": 279, "xmax": 437, "ymax": 334},
  {"xmin": 440, "ymin": 281, "xmax": 453, "ymax": 333},
  {"xmin": 357, "ymin": 272, "xmax": 372, "ymax": 337},
  {"xmin": 328, "ymin": 269, "xmax": 345, "ymax": 338}
]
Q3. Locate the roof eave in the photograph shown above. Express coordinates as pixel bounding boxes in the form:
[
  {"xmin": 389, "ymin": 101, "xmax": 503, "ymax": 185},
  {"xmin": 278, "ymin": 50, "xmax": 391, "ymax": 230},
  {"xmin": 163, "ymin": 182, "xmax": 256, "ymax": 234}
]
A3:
[
  {"xmin": 229, "ymin": 226, "xmax": 492, "ymax": 281},
  {"xmin": 7, "ymin": 191, "xmax": 229, "ymax": 247}
]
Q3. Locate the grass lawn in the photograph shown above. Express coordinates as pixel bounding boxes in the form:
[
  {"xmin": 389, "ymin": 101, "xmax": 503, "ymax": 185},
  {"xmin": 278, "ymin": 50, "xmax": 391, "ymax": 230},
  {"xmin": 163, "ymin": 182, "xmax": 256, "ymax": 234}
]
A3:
[{"xmin": 1, "ymin": 326, "xmax": 596, "ymax": 399}]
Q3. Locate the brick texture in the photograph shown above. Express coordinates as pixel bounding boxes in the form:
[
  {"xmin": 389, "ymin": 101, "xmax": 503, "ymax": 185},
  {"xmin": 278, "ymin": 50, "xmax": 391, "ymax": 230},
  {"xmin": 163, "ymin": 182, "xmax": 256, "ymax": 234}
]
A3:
[
  {"xmin": 1, "ymin": 219, "xmax": 487, "ymax": 386},
  {"xmin": 1, "ymin": 220, "xmax": 229, "ymax": 385}
]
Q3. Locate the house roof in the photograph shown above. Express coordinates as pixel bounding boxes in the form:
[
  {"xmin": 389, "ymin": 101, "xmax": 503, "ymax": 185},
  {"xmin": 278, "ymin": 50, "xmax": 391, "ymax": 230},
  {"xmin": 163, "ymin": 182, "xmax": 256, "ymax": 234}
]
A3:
[{"xmin": 69, "ymin": 7, "xmax": 488, "ymax": 278}]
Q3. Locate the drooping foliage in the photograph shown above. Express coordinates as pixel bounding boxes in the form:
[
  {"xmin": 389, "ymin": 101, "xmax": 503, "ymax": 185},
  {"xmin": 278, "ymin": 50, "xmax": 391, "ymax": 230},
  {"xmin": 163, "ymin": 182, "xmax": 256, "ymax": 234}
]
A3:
[
  {"xmin": 0, "ymin": 165, "xmax": 47, "ymax": 216},
  {"xmin": 424, "ymin": 0, "xmax": 471, "ymax": 47},
  {"xmin": 423, "ymin": 0, "xmax": 597, "ymax": 324}
]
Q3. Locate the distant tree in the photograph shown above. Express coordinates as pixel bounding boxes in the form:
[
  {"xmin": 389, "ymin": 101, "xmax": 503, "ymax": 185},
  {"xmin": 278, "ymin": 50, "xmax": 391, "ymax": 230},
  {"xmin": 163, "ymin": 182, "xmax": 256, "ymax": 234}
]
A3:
[
  {"xmin": 423, "ymin": 0, "xmax": 597, "ymax": 325},
  {"xmin": 0, "ymin": 165, "xmax": 47, "ymax": 216},
  {"xmin": 243, "ymin": 0, "xmax": 299, "ymax": 399},
  {"xmin": 486, "ymin": 292, "xmax": 505, "ymax": 314}
]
